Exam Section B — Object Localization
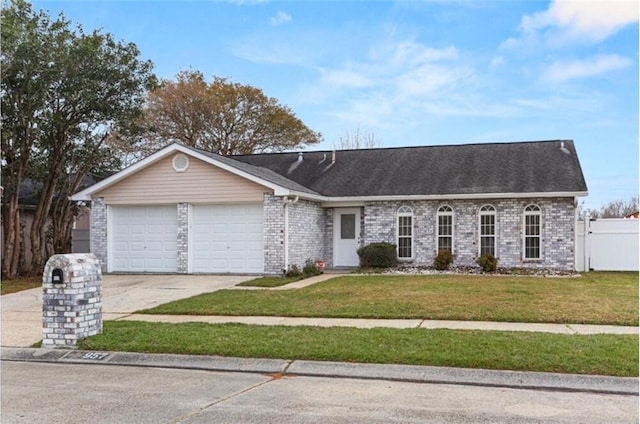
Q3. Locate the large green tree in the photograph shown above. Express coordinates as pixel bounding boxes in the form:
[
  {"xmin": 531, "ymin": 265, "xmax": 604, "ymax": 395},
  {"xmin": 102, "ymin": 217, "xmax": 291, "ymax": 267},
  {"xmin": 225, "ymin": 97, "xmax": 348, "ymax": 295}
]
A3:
[
  {"xmin": 1, "ymin": 0, "xmax": 156, "ymax": 278},
  {"xmin": 127, "ymin": 70, "xmax": 322, "ymax": 156}
]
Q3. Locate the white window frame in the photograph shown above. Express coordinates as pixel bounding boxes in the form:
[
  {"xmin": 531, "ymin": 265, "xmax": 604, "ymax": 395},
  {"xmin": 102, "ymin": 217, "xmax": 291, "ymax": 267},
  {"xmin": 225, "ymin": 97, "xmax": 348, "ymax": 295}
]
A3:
[
  {"xmin": 478, "ymin": 204, "xmax": 497, "ymax": 257},
  {"xmin": 523, "ymin": 204, "xmax": 542, "ymax": 260},
  {"xmin": 397, "ymin": 206, "xmax": 414, "ymax": 260},
  {"xmin": 437, "ymin": 205, "xmax": 454, "ymax": 254}
]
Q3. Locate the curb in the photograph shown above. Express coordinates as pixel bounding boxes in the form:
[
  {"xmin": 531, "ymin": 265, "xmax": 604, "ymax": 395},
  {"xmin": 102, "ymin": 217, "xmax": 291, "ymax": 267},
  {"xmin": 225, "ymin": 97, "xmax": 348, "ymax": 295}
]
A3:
[{"xmin": 2, "ymin": 347, "xmax": 637, "ymax": 396}]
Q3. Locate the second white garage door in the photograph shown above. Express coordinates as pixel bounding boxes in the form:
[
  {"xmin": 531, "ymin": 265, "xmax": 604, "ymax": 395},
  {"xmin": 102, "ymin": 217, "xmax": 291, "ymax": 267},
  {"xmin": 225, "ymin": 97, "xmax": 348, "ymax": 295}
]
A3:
[{"xmin": 192, "ymin": 204, "xmax": 264, "ymax": 273}]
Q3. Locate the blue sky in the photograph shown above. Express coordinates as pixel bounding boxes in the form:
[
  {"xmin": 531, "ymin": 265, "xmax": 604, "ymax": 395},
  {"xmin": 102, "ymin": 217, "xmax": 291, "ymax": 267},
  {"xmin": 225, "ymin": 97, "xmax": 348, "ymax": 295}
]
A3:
[{"xmin": 32, "ymin": 0, "xmax": 638, "ymax": 210}]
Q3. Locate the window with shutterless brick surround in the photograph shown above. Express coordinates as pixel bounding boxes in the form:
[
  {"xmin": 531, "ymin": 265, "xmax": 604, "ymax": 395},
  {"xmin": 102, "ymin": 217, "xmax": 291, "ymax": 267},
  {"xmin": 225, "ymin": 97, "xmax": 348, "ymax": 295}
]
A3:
[
  {"xmin": 479, "ymin": 204, "xmax": 496, "ymax": 256},
  {"xmin": 437, "ymin": 205, "xmax": 454, "ymax": 253},
  {"xmin": 523, "ymin": 204, "xmax": 542, "ymax": 259},
  {"xmin": 397, "ymin": 206, "xmax": 413, "ymax": 259}
]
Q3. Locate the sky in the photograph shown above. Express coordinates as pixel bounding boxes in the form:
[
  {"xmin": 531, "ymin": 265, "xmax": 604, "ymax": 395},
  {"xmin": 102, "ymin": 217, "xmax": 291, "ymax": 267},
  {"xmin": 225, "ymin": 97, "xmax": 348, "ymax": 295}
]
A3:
[{"xmin": 31, "ymin": 0, "xmax": 639, "ymax": 211}]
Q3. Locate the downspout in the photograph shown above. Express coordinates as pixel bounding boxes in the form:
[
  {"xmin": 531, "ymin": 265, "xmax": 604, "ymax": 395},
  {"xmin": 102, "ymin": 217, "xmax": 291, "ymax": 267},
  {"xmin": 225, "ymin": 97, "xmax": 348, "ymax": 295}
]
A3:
[{"xmin": 283, "ymin": 195, "xmax": 300, "ymax": 273}]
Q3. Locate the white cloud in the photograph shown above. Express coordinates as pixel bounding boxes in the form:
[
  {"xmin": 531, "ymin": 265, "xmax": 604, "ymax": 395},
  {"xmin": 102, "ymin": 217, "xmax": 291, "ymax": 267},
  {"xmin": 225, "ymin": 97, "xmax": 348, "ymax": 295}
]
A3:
[
  {"xmin": 395, "ymin": 64, "xmax": 473, "ymax": 97},
  {"xmin": 519, "ymin": 0, "xmax": 638, "ymax": 45},
  {"xmin": 542, "ymin": 54, "xmax": 633, "ymax": 83},
  {"xmin": 319, "ymin": 69, "xmax": 373, "ymax": 89},
  {"xmin": 489, "ymin": 56, "xmax": 505, "ymax": 69},
  {"xmin": 270, "ymin": 11, "xmax": 292, "ymax": 27}
]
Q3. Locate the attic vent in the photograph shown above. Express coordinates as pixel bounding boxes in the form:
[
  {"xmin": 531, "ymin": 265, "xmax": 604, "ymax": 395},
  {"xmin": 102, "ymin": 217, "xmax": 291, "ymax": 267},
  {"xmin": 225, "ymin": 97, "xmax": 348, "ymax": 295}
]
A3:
[{"xmin": 172, "ymin": 153, "xmax": 189, "ymax": 172}]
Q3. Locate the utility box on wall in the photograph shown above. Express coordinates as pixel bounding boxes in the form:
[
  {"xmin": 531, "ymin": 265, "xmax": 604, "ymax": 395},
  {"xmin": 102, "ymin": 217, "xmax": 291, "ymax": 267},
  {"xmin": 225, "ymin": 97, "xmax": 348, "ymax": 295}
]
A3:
[{"xmin": 42, "ymin": 253, "xmax": 103, "ymax": 349}]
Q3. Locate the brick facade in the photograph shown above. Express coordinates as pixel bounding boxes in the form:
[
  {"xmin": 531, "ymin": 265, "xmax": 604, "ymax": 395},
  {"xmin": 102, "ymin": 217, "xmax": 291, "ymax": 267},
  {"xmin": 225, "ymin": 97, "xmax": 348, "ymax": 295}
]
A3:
[
  {"xmin": 288, "ymin": 199, "xmax": 326, "ymax": 268},
  {"xmin": 89, "ymin": 197, "xmax": 108, "ymax": 273},
  {"xmin": 88, "ymin": 194, "xmax": 577, "ymax": 273},
  {"xmin": 362, "ymin": 197, "xmax": 576, "ymax": 270},
  {"xmin": 177, "ymin": 203, "xmax": 189, "ymax": 273},
  {"xmin": 263, "ymin": 194, "xmax": 285, "ymax": 274}
]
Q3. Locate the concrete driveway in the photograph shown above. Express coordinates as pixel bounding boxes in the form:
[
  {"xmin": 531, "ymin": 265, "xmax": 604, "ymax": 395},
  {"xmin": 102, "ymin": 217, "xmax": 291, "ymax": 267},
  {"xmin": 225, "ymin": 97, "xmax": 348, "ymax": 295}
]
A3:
[{"xmin": 1, "ymin": 274, "xmax": 252, "ymax": 348}]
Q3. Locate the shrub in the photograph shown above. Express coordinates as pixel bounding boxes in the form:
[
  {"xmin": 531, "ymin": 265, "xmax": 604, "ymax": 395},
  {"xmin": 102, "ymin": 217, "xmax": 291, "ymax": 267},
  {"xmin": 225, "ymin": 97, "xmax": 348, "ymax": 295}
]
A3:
[
  {"xmin": 476, "ymin": 254, "xmax": 498, "ymax": 272},
  {"xmin": 357, "ymin": 243, "xmax": 398, "ymax": 268},
  {"xmin": 433, "ymin": 249, "xmax": 454, "ymax": 270},
  {"xmin": 285, "ymin": 264, "xmax": 302, "ymax": 278},
  {"xmin": 302, "ymin": 259, "xmax": 322, "ymax": 277}
]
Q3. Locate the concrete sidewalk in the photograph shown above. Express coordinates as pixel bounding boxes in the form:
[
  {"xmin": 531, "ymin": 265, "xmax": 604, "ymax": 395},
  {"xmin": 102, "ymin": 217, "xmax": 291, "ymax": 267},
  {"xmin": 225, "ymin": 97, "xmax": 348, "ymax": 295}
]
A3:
[
  {"xmin": 115, "ymin": 313, "xmax": 639, "ymax": 334},
  {"xmin": 2, "ymin": 347, "xmax": 637, "ymax": 396}
]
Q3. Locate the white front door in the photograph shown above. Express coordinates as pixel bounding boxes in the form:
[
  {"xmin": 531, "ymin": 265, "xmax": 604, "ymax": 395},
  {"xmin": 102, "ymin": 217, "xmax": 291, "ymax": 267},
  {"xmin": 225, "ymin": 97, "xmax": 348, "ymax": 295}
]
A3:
[{"xmin": 333, "ymin": 208, "xmax": 361, "ymax": 267}]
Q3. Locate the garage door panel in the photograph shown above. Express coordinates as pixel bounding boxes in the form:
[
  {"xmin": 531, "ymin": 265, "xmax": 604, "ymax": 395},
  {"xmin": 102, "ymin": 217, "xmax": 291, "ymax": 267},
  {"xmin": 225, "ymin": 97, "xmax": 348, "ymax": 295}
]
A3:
[
  {"xmin": 111, "ymin": 206, "xmax": 177, "ymax": 273},
  {"xmin": 192, "ymin": 204, "xmax": 263, "ymax": 273}
]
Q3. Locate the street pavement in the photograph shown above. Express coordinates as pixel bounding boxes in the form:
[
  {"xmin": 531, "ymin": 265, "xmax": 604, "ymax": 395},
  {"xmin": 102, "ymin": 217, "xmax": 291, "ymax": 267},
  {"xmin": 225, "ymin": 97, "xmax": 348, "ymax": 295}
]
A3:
[{"xmin": 2, "ymin": 360, "xmax": 638, "ymax": 424}]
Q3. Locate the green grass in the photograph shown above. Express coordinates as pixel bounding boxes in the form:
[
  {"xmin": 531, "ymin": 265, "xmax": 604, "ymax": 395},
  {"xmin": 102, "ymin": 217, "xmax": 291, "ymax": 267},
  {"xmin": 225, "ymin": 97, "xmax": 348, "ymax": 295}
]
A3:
[
  {"xmin": 237, "ymin": 276, "xmax": 303, "ymax": 288},
  {"xmin": 141, "ymin": 272, "xmax": 639, "ymax": 325},
  {"xmin": 1, "ymin": 277, "xmax": 41, "ymax": 295},
  {"xmin": 79, "ymin": 321, "xmax": 639, "ymax": 377}
]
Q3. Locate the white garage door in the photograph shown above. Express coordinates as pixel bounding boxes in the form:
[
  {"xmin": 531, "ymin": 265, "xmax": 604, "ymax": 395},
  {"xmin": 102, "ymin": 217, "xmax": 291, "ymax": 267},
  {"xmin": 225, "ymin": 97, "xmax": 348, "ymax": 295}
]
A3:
[
  {"xmin": 192, "ymin": 204, "xmax": 263, "ymax": 273},
  {"xmin": 111, "ymin": 206, "xmax": 178, "ymax": 273}
]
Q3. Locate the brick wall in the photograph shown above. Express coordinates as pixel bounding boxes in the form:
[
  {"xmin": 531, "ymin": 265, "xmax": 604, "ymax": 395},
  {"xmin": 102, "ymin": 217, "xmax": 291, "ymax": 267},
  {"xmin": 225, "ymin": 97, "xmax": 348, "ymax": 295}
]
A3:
[
  {"xmin": 288, "ymin": 199, "xmax": 326, "ymax": 269},
  {"xmin": 363, "ymin": 197, "xmax": 576, "ymax": 270},
  {"xmin": 263, "ymin": 194, "xmax": 285, "ymax": 274},
  {"xmin": 177, "ymin": 203, "xmax": 189, "ymax": 273},
  {"xmin": 89, "ymin": 197, "xmax": 108, "ymax": 273}
]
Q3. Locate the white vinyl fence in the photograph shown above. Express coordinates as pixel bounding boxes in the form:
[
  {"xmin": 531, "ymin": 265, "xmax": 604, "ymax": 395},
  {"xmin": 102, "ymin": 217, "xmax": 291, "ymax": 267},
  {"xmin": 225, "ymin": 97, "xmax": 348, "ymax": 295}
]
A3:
[{"xmin": 575, "ymin": 218, "xmax": 639, "ymax": 271}]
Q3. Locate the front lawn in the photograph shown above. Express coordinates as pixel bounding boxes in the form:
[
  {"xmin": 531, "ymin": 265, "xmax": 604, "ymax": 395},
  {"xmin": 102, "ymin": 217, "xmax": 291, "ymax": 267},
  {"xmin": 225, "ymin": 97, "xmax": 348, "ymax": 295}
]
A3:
[
  {"xmin": 141, "ymin": 272, "xmax": 639, "ymax": 325},
  {"xmin": 1, "ymin": 277, "xmax": 41, "ymax": 295},
  {"xmin": 237, "ymin": 276, "xmax": 303, "ymax": 288},
  {"xmin": 79, "ymin": 321, "xmax": 639, "ymax": 377}
]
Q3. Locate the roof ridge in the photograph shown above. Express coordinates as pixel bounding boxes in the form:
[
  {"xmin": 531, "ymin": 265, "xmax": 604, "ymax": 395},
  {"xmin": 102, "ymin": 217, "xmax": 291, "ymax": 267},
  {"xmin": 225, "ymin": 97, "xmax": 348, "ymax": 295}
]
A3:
[{"xmin": 231, "ymin": 139, "xmax": 575, "ymax": 157}]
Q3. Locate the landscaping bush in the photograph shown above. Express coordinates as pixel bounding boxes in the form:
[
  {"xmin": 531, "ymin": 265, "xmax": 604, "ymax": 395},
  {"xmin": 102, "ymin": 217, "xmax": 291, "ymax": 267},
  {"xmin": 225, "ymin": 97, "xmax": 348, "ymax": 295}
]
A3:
[
  {"xmin": 476, "ymin": 253, "xmax": 498, "ymax": 272},
  {"xmin": 303, "ymin": 259, "xmax": 322, "ymax": 276},
  {"xmin": 285, "ymin": 264, "xmax": 302, "ymax": 278},
  {"xmin": 433, "ymin": 249, "xmax": 454, "ymax": 270},
  {"xmin": 357, "ymin": 243, "xmax": 398, "ymax": 268}
]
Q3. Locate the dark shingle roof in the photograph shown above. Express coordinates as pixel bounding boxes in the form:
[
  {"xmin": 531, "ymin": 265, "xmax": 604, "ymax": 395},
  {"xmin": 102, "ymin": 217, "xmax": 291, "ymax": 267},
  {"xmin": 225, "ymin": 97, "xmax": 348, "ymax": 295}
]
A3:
[
  {"xmin": 191, "ymin": 147, "xmax": 320, "ymax": 195},
  {"xmin": 230, "ymin": 140, "xmax": 587, "ymax": 197}
]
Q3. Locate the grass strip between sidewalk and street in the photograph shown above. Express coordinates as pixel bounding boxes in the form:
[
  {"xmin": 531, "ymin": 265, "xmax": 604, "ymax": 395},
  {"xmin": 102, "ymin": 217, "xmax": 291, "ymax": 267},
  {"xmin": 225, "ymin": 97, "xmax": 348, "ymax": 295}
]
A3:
[
  {"xmin": 78, "ymin": 321, "xmax": 639, "ymax": 377},
  {"xmin": 140, "ymin": 272, "xmax": 638, "ymax": 325}
]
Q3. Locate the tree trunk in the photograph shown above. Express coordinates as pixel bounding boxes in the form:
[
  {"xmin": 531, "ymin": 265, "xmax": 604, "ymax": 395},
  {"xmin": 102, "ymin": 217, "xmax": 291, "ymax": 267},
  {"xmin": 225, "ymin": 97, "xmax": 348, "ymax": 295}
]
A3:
[
  {"xmin": 1, "ymin": 200, "xmax": 22, "ymax": 279},
  {"xmin": 28, "ymin": 157, "xmax": 64, "ymax": 274}
]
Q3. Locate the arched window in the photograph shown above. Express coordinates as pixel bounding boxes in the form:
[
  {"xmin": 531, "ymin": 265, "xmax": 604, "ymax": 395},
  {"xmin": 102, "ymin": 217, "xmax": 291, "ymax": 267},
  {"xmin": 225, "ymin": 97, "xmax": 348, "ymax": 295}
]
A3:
[
  {"xmin": 479, "ymin": 205, "xmax": 496, "ymax": 256},
  {"xmin": 397, "ymin": 206, "xmax": 413, "ymax": 259},
  {"xmin": 523, "ymin": 204, "xmax": 542, "ymax": 259},
  {"xmin": 437, "ymin": 205, "xmax": 454, "ymax": 253}
]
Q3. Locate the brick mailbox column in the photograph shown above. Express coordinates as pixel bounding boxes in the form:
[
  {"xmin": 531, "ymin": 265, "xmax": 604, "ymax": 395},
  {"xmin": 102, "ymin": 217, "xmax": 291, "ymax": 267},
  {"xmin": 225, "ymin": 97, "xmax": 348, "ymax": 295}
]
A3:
[{"xmin": 42, "ymin": 253, "xmax": 103, "ymax": 349}]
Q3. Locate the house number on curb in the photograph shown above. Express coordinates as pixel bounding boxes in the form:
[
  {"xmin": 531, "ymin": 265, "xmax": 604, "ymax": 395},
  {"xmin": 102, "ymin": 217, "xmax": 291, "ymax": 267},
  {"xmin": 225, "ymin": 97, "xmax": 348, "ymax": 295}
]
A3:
[{"xmin": 82, "ymin": 352, "xmax": 109, "ymax": 360}]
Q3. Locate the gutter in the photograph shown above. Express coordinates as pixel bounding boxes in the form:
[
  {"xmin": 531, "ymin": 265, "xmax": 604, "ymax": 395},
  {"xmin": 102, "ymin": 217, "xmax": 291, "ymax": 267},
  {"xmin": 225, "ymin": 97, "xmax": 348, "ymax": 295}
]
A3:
[{"xmin": 285, "ymin": 191, "xmax": 590, "ymax": 207}]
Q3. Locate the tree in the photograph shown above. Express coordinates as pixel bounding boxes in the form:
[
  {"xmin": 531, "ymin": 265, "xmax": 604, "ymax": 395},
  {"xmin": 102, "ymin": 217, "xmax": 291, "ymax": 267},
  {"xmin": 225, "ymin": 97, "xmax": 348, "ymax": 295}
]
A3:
[
  {"xmin": 588, "ymin": 196, "xmax": 639, "ymax": 218},
  {"xmin": 335, "ymin": 128, "xmax": 381, "ymax": 150},
  {"xmin": 1, "ymin": 0, "xmax": 156, "ymax": 278},
  {"xmin": 138, "ymin": 70, "xmax": 322, "ymax": 155}
]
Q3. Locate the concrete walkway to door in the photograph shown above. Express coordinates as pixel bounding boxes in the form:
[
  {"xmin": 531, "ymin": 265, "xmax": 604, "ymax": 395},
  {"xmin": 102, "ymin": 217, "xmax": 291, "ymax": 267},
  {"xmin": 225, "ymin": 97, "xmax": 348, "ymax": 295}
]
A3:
[{"xmin": 1, "ymin": 274, "xmax": 253, "ymax": 348}]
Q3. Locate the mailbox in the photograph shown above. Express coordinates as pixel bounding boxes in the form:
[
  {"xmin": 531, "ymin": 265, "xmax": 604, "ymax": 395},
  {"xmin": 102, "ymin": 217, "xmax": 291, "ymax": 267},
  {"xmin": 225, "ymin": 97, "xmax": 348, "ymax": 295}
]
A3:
[{"xmin": 51, "ymin": 268, "xmax": 64, "ymax": 285}]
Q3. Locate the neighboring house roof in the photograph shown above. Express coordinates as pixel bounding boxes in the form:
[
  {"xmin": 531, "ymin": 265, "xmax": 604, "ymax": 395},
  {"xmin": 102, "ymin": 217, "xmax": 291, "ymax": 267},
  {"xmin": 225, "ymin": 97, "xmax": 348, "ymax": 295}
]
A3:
[
  {"xmin": 19, "ymin": 175, "xmax": 99, "ymax": 207},
  {"xmin": 71, "ymin": 140, "xmax": 588, "ymax": 202},
  {"xmin": 234, "ymin": 140, "xmax": 588, "ymax": 197},
  {"xmin": 624, "ymin": 212, "xmax": 639, "ymax": 219}
]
